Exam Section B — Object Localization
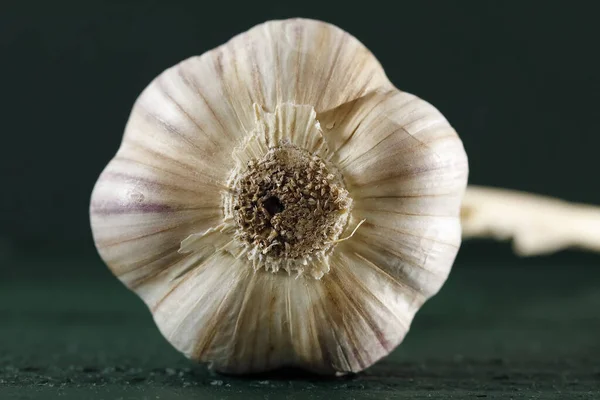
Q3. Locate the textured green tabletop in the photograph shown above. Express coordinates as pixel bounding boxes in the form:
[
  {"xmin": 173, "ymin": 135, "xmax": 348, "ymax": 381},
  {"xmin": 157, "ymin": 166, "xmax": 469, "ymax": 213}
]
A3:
[{"xmin": 1, "ymin": 256, "xmax": 599, "ymax": 399}]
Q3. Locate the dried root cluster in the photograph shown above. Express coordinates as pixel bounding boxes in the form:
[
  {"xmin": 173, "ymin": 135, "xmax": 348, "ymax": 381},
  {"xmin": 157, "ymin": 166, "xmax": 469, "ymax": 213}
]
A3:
[{"xmin": 231, "ymin": 145, "xmax": 351, "ymax": 264}]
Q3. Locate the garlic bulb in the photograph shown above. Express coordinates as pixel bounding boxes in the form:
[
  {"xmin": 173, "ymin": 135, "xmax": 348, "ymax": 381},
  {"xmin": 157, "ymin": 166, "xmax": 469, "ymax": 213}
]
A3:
[{"xmin": 90, "ymin": 18, "xmax": 468, "ymax": 374}]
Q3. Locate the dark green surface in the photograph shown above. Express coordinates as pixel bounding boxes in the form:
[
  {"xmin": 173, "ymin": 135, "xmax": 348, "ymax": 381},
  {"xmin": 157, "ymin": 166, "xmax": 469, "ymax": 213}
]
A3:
[{"xmin": 1, "ymin": 259, "xmax": 599, "ymax": 399}]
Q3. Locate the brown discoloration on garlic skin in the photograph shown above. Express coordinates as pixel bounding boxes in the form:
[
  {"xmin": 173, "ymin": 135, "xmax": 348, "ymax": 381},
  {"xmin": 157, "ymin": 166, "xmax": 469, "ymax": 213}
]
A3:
[
  {"xmin": 117, "ymin": 142, "xmax": 212, "ymax": 184},
  {"xmin": 322, "ymin": 277, "xmax": 368, "ymax": 371},
  {"xmin": 117, "ymin": 245, "xmax": 182, "ymax": 275},
  {"xmin": 331, "ymin": 276, "xmax": 377, "ymax": 369},
  {"xmin": 216, "ymin": 271, "xmax": 256, "ymax": 370},
  {"xmin": 95, "ymin": 216, "xmax": 206, "ymax": 249},
  {"xmin": 308, "ymin": 283, "xmax": 340, "ymax": 372},
  {"xmin": 176, "ymin": 67, "xmax": 232, "ymax": 141},
  {"xmin": 129, "ymin": 254, "xmax": 189, "ymax": 291},
  {"xmin": 333, "ymin": 267, "xmax": 397, "ymax": 352},
  {"xmin": 147, "ymin": 256, "xmax": 205, "ymax": 313},
  {"xmin": 155, "ymin": 78, "xmax": 222, "ymax": 150},
  {"xmin": 90, "ymin": 18, "xmax": 468, "ymax": 375},
  {"xmin": 351, "ymin": 250, "xmax": 425, "ymax": 303},
  {"xmin": 324, "ymin": 256, "xmax": 411, "ymax": 372}
]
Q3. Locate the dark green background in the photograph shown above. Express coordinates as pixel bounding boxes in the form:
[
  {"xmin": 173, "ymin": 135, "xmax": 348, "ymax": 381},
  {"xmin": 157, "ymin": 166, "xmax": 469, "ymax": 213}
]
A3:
[
  {"xmin": 2, "ymin": 0, "xmax": 600, "ymax": 258},
  {"xmin": 1, "ymin": 1, "xmax": 599, "ymax": 398}
]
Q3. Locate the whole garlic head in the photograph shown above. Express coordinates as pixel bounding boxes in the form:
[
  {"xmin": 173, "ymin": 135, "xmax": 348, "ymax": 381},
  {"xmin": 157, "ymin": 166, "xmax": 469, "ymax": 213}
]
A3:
[{"xmin": 90, "ymin": 18, "xmax": 468, "ymax": 374}]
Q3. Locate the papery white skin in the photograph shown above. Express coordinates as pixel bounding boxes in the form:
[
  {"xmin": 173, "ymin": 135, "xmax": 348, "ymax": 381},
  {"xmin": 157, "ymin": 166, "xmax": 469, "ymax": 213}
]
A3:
[{"xmin": 90, "ymin": 18, "xmax": 468, "ymax": 374}]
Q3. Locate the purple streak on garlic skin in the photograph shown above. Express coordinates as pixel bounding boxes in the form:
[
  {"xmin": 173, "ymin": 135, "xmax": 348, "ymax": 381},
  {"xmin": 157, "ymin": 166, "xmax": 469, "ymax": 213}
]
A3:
[{"xmin": 90, "ymin": 202, "xmax": 173, "ymax": 215}]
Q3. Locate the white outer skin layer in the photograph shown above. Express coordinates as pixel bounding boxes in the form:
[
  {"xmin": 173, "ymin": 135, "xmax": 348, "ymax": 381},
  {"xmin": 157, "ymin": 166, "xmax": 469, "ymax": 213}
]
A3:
[{"xmin": 90, "ymin": 18, "xmax": 469, "ymax": 374}]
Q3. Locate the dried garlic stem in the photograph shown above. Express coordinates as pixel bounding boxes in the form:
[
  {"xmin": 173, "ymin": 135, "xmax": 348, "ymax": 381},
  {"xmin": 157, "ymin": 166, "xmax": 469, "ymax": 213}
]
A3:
[{"xmin": 461, "ymin": 185, "xmax": 600, "ymax": 256}]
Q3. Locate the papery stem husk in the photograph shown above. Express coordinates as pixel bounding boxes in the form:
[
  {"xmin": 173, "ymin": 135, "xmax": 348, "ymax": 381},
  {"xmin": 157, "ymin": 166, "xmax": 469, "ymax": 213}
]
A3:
[{"xmin": 462, "ymin": 185, "xmax": 600, "ymax": 255}]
